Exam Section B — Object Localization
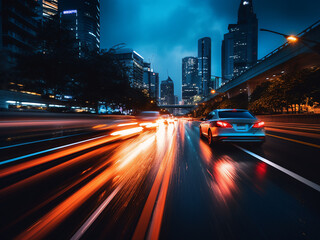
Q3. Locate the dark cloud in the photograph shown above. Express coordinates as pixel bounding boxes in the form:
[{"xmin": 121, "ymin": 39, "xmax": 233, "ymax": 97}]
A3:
[{"xmin": 101, "ymin": 0, "xmax": 320, "ymax": 99}]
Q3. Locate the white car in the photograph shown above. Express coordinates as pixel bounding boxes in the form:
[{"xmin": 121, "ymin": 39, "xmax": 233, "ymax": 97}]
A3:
[{"xmin": 199, "ymin": 109, "xmax": 266, "ymax": 145}]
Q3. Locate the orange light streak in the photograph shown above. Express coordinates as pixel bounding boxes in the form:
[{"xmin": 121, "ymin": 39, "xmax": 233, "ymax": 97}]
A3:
[
  {"xmin": 110, "ymin": 127, "xmax": 143, "ymax": 136},
  {"xmin": 0, "ymin": 135, "xmax": 118, "ymax": 178},
  {"xmin": 133, "ymin": 126, "xmax": 177, "ymax": 240},
  {"xmin": 117, "ymin": 122, "xmax": 138, "ymax": 127}
]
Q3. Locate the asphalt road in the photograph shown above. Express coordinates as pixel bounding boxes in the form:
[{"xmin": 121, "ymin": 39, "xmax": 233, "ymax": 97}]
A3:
[{"xmin": 0, "ymin": 116, "xmax": 320, "ymax": 240}]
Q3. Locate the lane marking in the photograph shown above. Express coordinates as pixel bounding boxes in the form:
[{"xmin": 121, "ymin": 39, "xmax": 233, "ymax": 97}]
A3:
[
  {"xmin": 266, "ymin": 133, "xmax": 320, "ymax": 149},
  {"xmin": 0, "ymin": 135, "xmax": 107, "ymax": 166},
  {"xmin": 0, "ymin": 133, "xmax": 86, "ymax": 150},
  {"xmin": 70, "ymin": 186, "xmax": 122, "ymax": 240},
  {"xmin": 235, "ymin": 145, "xmax": 320, "ymax": 192}
]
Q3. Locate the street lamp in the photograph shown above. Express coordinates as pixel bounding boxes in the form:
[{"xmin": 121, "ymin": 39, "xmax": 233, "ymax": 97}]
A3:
[
  {"xmin": 286, "ymin": 35, "xmax": 298, "ymax": 43},
  {"xmin": 260, "ymin": 28, "xmax": 299, "ymax": 43},
  {"xmin": 211, "ymin": 89, "xmax": 216, "ymax": 94},
  {"xmin": 260, "ymin": 28, "xmax": 320, "ymax": 54}
]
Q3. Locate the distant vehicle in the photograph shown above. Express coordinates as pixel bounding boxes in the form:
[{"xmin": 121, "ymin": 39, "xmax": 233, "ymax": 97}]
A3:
[
  {"xmin": 199, "ymin": 109, "xmax": 265, "ymax": 145},
  {"xmin": 160, "ymin": 114, "xmax": 174, "ymax": 124},
  {"xmin": 136, "ymin": 111, "xmax": 160, "ymax": 128}
]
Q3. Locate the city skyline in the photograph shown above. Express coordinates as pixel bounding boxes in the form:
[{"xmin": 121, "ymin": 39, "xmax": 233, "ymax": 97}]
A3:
[{"xmin": 100, "ymin": 0, "xmax": 320, "ymax": 100}]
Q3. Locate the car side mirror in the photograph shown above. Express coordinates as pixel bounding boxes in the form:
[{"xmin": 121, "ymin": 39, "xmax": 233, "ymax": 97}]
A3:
[{"xmin": 201, "ymin": 118, "xmax": 206, "ymax": 121}]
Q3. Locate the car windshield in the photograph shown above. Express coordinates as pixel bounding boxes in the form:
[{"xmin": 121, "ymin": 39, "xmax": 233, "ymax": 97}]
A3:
[{"xmin": 218, "ymin": 111, "xmax": 254, "ymax": 119}]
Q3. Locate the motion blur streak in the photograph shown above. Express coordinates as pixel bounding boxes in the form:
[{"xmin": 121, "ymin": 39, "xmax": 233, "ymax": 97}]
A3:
[
  {"xmin": 133, "ymin": 123, "xmax": 177, "ymax": 240},
  {"xmin": 0, "ymin": 144, "xmax": 118, "ymax": 195},
  {"xmin": 117, "ymin": 135, "xmax": 155, "ymax": 169},
  {"xmin": 110, "ymin": 127, "xmax": 143, "ymax": 136},
  {"xmin": 16, "ymin": 160, "xmax": 117, "ymax": 239},
  {"xmin": 0, "ymin": 135, "xmax": 118, "ymax": 177},
  {"xmin": 0, "ymin": 135, "xmax": 107, "ymax": 166},
  {"xmin": 16, "ymin": 127, "xmax": 163, "ymax": 239},
  {"xmin": 70, "ymin": 186, "xmax": 122, "ymax": 240},
  {"xmin": 147, "ymin": 133, "xmax": 177, "ymax": 240},
  {"xmin": 214, "ymin": 159, "xmax": 238, "ymax": 200},
  {"xmin": 117, "ymin": 122, "xmax": 138, "ymax": 127}
]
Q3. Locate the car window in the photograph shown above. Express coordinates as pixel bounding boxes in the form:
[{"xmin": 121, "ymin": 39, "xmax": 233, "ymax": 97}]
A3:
[
  {"xmin": 206, "ymin": 112, "xmax": 216, "ymax": 120},
  {"xmin": 218, "ymin": 111, "xmax": 254, "ymax": 119},
  {"xmin": 138, "ymin": 112, "xmax": 160, "ymax": 117}
]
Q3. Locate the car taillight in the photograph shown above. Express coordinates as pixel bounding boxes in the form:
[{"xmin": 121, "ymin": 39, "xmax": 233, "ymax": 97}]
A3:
[
  {"xmin": 216, "ymin": 121, "xmax": 233, "ymax": 128},
  {"xmin": 252, "ymin": 121, "xmax": 265, "ymax": 128}
]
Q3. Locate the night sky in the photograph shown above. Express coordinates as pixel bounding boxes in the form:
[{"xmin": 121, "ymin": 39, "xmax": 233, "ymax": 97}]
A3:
[{"xmin": 100, "ymin": 0, "xmax": 320, "ymax": 100}]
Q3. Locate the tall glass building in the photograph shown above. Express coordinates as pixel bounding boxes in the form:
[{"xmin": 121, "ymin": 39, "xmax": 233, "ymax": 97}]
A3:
[
  {"xmin": 222, "ymin": 0, "xmax": 258, "ymax": 82},
  {"xmin": 160, "ymin": 77, "xmax": 174, "ymax": 105},
  {"xmin": 59, "ymin": 0, "xmax": 100, "ymax": 54},
  {"xmin": 0, "ymin": 0, "xmax": 39, "ymax": 66},
  {"xmin": 198, "ymin": 37, "xmax": 211, "ymax": 97},
  {"xmin": 182, "ymin": 56, "xmax": 198, "ymax": 104},
  {"xmin": 143, "ymin": 62, "xmax": 159, "ymax": 101},
  {"xmin": 113, "ymin": 48, "xmax": 144, "ymax": 89}
]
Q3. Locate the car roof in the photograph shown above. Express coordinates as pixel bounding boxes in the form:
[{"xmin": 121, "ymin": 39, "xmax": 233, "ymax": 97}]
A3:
[
  {"xmin": 140, "ymin": 111, "xmax": 159, "ymax": 114},
  {"xmin": 214, "ymin": 109, "xmax": 249, "ymax": 112}
]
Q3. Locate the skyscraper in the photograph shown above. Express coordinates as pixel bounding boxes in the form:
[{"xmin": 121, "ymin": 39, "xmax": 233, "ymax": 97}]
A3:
[
  {"xmin": 143, "ymin": 62, "xmax": 159, "ymax": 101},
  {"xmin": 113, "ymin": 48, "xmax": 144, "ymax": 89},
  {"xmin": 182, "ymin": 57, "xmax": 198, "ymax": 86},
  {"xmin": 222, "ymin": 0, "xmax": 258, "ymax": 82},
  {"xmin": 0, "ymin": 0, "xmax": 39, "ymax": 66},
  {"xmin": 160, "ymin": 77, "xmax": 174, "ymax": 105},
  {"xmin": 59, "ymin": 0, "xmax": 100, "ymax": 54},
  {"xmin": 198, "ymin": 37, "xmax": 211, "ymax": 97},
  {"xmin": 182, "ymin": 56, "xmax": 198, "ymax": 104}
]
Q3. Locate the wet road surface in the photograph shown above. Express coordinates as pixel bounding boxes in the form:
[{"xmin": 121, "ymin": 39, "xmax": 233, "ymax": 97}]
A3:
[{"xmin": 0, "ymin": 117, "xmax": 320, "ymax": 240}]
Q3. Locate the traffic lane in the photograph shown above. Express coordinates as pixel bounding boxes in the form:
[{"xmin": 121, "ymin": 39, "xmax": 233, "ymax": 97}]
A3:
[
  {"xmin": 79, "ymin": 123, "xmax": 178, "ymax": 240},
  {"xmin": 243, "ymin": 129, "xmax": 320, "ymax": 185},
  {"xmin": 265, "ymin": 127, "xmax": 320, "ymax": 145},
  {"xmin": 2, "ymin": 120, "xmax": 320, "ymax": 239},
  {"xmin": 0, "ymin": 127, "xmax": 161, "ymax": 240},
  {"xmin": 0, "ymin": 117, "xmax": 124, "ymax": 144},
  {"xmin": 161, "ymin": 121, "xmax": 320, "ymax": 239},
  {"xmin": 0, "ymin": 119, "xmax": 140, "ymax": 162},
  {"xmin": 0, "ymin": 140, "xmax": 122, "ymax": 237},
  {"xmin": 189, "ymin": 121, "xmax": 320, "ymax": 185}
]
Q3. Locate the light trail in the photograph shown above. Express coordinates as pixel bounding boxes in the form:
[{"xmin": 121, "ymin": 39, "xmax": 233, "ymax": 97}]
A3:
[
  {"xmin": 0, "ymin": 132, "xmax": 86, "ymax": 150},
  {"xmin": 0, "ymin": 143, "xmax": 119, "ymax": 195},
  {"xmin": 110, "ymin": 127, "xmax": 143, "ymax": 136},
  {"xmin": 133, "ymin": 124, "xmax": 177, "ymax": 240},
  {"xmin": 0, "ymin": 135, "xmax": 107, "ymax": 166},
  {"xmin": 0, "ymin": 135, "xmax": 118, "ymax": 177},
  {"xmin": 117, "ymin": 122, "xmax": 138, "ymax": 127},
  {"xmin": 15, "ymin": 129, "xmax": 159, "ymax": 239},
  {"xmin": 70, "ymin": 186, "xmax": 122, "ymax": 240}
]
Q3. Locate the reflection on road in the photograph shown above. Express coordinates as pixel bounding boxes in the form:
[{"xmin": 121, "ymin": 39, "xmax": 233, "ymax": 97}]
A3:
[{"xmin": 1, "ymin": 119, "xmax": 320, "ymax": 239}]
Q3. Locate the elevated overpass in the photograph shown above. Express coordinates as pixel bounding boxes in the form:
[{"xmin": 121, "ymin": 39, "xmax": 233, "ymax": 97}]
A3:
[
  {"xmin": 158, "ymin": 104, "xmax": 196, "ymax": 109},
  {"xmin": 215, "ymin": 20, "xmax": 320, "ymax": 99}
]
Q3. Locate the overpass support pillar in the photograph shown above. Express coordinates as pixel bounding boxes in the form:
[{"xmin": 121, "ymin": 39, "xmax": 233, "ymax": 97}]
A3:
[{"xmin": 247, "ymin": 81, "xmax": 258, "ymax": 100}]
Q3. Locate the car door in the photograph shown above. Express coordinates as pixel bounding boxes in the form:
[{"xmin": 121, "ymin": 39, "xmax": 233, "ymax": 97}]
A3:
[{"xmin": 202, "ymin": 112, "xmax": 213, "ymax": 135}]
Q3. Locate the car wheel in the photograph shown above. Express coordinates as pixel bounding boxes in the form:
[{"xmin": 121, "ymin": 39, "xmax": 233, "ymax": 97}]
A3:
[{"xmin": 208, "ymin": 130, "xmax": 213, "ymax": 146}]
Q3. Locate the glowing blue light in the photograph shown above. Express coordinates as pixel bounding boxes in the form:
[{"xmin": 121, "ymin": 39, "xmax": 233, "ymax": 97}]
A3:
[{"xmin": 63, "ymin": 10, "xmax": 77, "ymax": 15}]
